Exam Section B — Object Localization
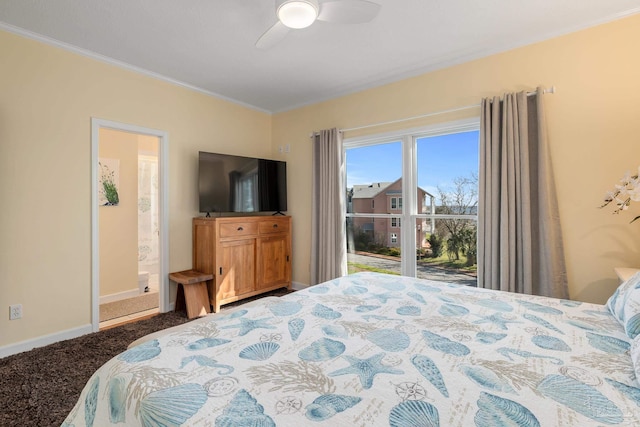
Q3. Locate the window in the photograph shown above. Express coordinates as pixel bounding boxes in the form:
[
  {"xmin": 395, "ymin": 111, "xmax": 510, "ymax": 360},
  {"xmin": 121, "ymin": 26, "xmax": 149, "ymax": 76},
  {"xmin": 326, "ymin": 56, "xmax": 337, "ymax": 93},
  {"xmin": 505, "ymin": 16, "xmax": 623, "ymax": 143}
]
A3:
[
  {"xmin": 345, "ymin": 118, "xmax": 479, "ymax": 285},
  {"xmin": 390, "ymin": 197, "xmax": 403, "ymax": 210},
  {"xmin": 237, "ymin": 172, "xmax": 258, "ymax": 212}
]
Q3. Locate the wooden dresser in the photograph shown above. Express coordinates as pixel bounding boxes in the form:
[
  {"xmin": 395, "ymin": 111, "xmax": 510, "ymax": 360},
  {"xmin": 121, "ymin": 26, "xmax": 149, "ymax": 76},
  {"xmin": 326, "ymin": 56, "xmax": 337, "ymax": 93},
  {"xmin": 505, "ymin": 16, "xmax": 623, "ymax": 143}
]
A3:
[{"xmin": 192, "ymin": 216, "xmax": 292, "ymax": 312}]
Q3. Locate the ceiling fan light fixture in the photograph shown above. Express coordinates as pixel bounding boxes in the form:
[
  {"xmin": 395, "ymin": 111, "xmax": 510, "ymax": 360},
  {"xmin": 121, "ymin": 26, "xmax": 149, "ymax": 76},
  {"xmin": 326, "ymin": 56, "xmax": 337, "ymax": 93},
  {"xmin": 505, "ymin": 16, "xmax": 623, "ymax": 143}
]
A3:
[{"xmin": 277, "ymin": 0, "xmax": 319, "ymax": 29}]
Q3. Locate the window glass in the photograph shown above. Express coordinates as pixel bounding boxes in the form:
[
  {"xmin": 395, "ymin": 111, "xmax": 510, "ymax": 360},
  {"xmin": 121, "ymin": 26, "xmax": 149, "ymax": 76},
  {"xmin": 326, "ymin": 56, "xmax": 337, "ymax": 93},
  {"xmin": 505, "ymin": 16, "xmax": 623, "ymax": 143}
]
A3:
[
  {"xmin": 346, "ymin": 141, "xmax": 402, "ymax": 214},
  {"xmin": 346, "ymin": 141, "xmax": 403, "ymax": 272},
  {"xmin": 416, "ymin": 130, "xmax": 479, "ymax": 286}
]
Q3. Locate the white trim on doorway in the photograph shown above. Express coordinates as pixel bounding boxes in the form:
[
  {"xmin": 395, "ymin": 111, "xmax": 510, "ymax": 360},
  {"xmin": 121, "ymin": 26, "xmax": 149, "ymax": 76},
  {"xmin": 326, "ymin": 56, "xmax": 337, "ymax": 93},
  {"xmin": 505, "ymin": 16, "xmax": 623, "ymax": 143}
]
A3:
[{"xmin": 90, "ymin": 118, "xmax": 169, "ymax": 332}]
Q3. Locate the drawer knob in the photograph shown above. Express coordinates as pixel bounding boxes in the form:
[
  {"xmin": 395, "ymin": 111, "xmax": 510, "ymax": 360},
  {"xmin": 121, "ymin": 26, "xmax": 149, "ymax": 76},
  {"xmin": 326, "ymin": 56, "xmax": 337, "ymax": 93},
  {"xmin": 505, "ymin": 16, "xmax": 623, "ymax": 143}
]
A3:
[
  {"xmin": 237, "ymin": 226, "xmax": 244, "ymax": 231},
  {"xmin": 273, "ymin": 224, "xmax": 278, "ymax": 228}
]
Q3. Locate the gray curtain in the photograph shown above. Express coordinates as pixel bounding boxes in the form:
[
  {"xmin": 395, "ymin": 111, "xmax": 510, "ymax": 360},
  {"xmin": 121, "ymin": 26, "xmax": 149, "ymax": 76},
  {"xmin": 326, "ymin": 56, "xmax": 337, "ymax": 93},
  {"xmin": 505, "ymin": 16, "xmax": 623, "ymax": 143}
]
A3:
[
  {"xmin": 478, "ymin": 88, "xmax": 568, "ymax": 298},
  {"xmin": 311, "ymin": 128, "xmax": 348, "ymax": 285}
]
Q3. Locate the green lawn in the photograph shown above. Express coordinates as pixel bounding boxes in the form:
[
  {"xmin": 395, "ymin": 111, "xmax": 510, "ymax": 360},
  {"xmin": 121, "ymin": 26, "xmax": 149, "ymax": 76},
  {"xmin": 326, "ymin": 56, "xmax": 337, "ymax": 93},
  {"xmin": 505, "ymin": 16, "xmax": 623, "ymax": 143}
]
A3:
[
  {"xmin": 418, "ymin": 254, "xmax": 477, "ymax": 273},
  {"xmin": 347, "ymin": 262, "xmax": 399, "ymax": 275},
  {"xmin": 348, "ymin": 254, "xmax": 477, "ymax": 275}
]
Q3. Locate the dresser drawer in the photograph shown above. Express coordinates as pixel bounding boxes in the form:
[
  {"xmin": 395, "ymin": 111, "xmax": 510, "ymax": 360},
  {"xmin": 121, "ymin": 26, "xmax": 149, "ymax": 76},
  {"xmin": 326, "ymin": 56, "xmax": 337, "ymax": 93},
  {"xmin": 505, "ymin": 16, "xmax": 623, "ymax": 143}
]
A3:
[
  {"xmin": 219, "ymin": 221, "xmax": 259, "ymax": 238},
  {"xmin": 259, "ymin": 219, "xmax": 290, "ymax": 235}
]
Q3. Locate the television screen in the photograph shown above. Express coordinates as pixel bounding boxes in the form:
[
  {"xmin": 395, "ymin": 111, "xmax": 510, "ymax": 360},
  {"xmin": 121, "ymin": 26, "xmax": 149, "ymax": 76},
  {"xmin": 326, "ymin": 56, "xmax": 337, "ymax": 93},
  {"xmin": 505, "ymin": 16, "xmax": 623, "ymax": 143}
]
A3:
[{"xmin": 198, "ymin": 151, "xmax": 287, "ymax": 214}]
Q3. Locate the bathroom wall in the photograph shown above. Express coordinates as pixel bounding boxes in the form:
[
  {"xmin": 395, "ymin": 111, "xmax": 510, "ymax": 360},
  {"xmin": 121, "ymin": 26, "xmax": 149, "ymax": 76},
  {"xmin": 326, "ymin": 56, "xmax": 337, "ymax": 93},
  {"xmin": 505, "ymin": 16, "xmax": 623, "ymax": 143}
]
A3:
[
  {"xmin": 137, "ymin": 135, "xmax": 160, "ymax": 289},
  {"xmin": 98, "ymin": 128, "xmax": 139, "ymax": 297}
]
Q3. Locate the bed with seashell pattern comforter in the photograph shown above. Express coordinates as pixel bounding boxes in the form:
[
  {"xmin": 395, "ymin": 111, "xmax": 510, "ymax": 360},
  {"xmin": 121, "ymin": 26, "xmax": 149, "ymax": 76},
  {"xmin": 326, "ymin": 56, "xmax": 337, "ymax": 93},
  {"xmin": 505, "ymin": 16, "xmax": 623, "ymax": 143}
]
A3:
[{"xmin": 63, "ymin": 272, "xmax": 640, "ymax": 426}]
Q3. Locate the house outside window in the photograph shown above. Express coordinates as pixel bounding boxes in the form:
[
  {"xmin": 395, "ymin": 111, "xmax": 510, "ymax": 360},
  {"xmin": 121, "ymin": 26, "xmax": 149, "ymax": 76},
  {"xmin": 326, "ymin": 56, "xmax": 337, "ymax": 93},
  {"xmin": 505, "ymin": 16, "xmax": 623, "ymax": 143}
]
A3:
[
  {"xmin": 391, "ymin": 218, "xmax": 401, "ymax": 228},
  {"xmin": 390, "ymin": 233, "xmax": 397, "ymax": 244}
]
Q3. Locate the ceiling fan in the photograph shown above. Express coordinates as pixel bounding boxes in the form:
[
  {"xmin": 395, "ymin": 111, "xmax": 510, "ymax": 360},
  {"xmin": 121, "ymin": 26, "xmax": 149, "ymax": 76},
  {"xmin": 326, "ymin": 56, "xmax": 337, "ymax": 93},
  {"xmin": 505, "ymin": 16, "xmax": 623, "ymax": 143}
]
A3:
[{"xmin": 256, "ymin": 0, "xmax": 381, "ymax": 49}]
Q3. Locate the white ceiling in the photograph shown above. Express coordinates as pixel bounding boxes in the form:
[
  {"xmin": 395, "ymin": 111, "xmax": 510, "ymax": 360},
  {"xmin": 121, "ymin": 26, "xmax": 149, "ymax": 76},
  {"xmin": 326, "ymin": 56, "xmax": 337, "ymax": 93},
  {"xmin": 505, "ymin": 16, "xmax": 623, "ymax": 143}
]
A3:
[{"xmin": 1, "ymin": 0, "xmax": 639, "ymax": 113}]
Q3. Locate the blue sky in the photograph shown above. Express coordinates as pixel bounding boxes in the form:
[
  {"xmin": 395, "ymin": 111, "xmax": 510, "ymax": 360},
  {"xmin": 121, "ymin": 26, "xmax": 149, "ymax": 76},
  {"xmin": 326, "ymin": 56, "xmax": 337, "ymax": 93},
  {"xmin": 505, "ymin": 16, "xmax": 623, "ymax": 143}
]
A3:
[{"xmin": 346, "ymin": 130, "xmax": 479, "ymax": 200}]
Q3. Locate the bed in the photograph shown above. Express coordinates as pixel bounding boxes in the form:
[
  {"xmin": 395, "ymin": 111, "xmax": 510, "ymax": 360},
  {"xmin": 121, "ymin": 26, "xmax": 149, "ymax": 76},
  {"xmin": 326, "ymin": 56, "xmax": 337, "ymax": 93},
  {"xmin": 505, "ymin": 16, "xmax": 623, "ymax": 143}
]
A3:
[{"xmin": 63, "ymin": 271, "xmax": 640, "ymax": 426}]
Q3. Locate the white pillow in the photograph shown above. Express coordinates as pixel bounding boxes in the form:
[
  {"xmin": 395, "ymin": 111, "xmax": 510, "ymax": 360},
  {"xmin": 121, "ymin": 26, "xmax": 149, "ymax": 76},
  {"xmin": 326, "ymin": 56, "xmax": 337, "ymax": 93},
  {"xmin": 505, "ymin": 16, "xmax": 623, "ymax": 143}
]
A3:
[{"xmin": 607, "ymin": 271, "xmax": 640, "ymax": 339}]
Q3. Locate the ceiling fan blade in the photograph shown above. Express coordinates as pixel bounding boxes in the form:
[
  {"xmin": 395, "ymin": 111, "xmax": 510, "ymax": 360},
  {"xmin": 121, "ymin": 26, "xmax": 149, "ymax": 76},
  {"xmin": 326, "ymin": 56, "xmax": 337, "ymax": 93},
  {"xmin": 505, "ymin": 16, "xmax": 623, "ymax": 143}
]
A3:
[
  {"xmin": 317, "ymin": 0, "xmax": 381, "ymax": 24},
  {"xmin": 256, "ymin": 21, "xmax": 290, "ymax": 49}
]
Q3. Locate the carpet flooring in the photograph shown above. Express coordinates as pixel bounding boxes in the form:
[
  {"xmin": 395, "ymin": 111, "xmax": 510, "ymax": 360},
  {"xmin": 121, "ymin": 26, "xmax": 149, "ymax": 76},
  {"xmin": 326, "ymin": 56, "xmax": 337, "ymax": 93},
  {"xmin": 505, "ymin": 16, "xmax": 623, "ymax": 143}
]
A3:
[{"xmin": 0, "ymin": 287, "xmax": 292, "ymax": 427}]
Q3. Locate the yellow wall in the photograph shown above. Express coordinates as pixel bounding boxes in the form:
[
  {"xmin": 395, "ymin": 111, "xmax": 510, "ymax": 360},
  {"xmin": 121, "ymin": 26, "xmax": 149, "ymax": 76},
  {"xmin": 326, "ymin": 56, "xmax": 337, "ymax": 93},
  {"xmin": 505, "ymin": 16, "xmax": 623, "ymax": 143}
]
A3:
[
  {"xmin": 0, "ymin": 29, "xmax": 272, "ymax": 348},
  {"xmin": 2, "ymin": 14, "xmax": 640, "ymax": 352},
  {"xmin": 98, "ymin": 129, "xmax": 139, "ymax": 296},
  {"xmin": 139, "ymin": 134, "xmax": 159, "ymax": 154},
  {"xmin": 273, "ymin": 14, "xmax": 640, "ymax": 304}
]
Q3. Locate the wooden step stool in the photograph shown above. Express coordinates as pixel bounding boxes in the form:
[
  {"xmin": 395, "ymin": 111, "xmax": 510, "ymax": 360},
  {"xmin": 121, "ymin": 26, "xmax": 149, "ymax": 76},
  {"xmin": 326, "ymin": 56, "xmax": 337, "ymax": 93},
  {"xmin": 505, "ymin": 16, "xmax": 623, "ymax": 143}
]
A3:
[{"xmin": 170, "ymin": 270, "xmax": 213, "ymax": 319}]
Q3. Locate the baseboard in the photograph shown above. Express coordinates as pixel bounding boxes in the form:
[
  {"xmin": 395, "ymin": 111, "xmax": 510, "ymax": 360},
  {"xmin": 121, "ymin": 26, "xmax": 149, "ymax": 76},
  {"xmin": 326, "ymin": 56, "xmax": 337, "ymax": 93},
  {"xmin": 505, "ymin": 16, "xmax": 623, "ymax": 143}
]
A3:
[
  {"xmin": 291, "ymin": 281, "xmax": 307, "ymax": 291},
  {"xmin": 0, "ymin": 323, "xmax": 93, "ymax": 359},
  {"xmin": 100, "ymin": 289, "xmax": 141, "ymax": 304}
]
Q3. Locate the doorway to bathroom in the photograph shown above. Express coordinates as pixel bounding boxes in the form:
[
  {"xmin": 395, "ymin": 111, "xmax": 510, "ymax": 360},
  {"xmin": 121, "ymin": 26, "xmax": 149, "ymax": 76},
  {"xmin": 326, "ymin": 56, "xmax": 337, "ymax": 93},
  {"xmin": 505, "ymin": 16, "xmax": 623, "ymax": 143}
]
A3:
[{"xmin": 91, "ymin": 119, "xmax": 169, "ymax": 331}]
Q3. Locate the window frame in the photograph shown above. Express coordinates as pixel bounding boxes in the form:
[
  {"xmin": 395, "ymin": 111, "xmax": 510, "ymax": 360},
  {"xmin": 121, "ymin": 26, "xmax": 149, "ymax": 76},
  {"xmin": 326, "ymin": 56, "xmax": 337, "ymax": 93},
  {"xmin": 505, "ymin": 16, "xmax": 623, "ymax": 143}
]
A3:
[{"xmin": 344, "ymin": 117, "xmax": 479, "ymax": 277}]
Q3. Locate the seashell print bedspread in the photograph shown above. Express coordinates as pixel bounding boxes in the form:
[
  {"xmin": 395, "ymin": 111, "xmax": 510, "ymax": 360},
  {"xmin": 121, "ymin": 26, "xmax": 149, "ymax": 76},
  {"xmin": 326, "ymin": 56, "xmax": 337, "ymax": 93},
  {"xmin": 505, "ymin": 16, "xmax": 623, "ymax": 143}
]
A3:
[{"xmin": 63, "ymin": 272, "xmax": 640, "ymax": 426}]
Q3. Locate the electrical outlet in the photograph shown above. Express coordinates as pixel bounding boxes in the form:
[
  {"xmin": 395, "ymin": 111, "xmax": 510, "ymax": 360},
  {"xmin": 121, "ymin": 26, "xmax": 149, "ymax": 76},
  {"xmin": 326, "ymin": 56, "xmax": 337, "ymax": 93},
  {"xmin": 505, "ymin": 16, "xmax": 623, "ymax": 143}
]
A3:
[{"xmin": 9, "ymin": 304, "xmax": 22, "ymax": 320}]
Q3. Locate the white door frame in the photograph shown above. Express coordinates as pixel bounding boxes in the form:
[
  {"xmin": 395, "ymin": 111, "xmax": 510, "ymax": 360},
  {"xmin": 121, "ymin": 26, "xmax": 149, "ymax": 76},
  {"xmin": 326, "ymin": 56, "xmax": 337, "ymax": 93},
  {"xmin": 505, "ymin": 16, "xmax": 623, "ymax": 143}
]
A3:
[{"xmin": 90, "ymin": 118, "xmax": 169, "ymax": 332}]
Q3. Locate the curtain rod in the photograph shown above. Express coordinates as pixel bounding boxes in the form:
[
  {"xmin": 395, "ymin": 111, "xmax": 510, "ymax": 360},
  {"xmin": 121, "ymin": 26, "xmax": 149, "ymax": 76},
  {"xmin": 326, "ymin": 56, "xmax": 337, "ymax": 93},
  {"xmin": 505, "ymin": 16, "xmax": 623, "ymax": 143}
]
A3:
[{"xmin": 316, "ymin": 86, "xmax": 555, "ymax": 135}]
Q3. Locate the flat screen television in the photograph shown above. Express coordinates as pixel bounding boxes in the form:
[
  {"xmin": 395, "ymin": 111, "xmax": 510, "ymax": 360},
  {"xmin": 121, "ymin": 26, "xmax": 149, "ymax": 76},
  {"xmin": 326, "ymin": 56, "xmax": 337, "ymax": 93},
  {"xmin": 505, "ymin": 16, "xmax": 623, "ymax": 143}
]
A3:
[{"xmin": 198, "ymin": 151, "xmax": 287, "ymax": 215}]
